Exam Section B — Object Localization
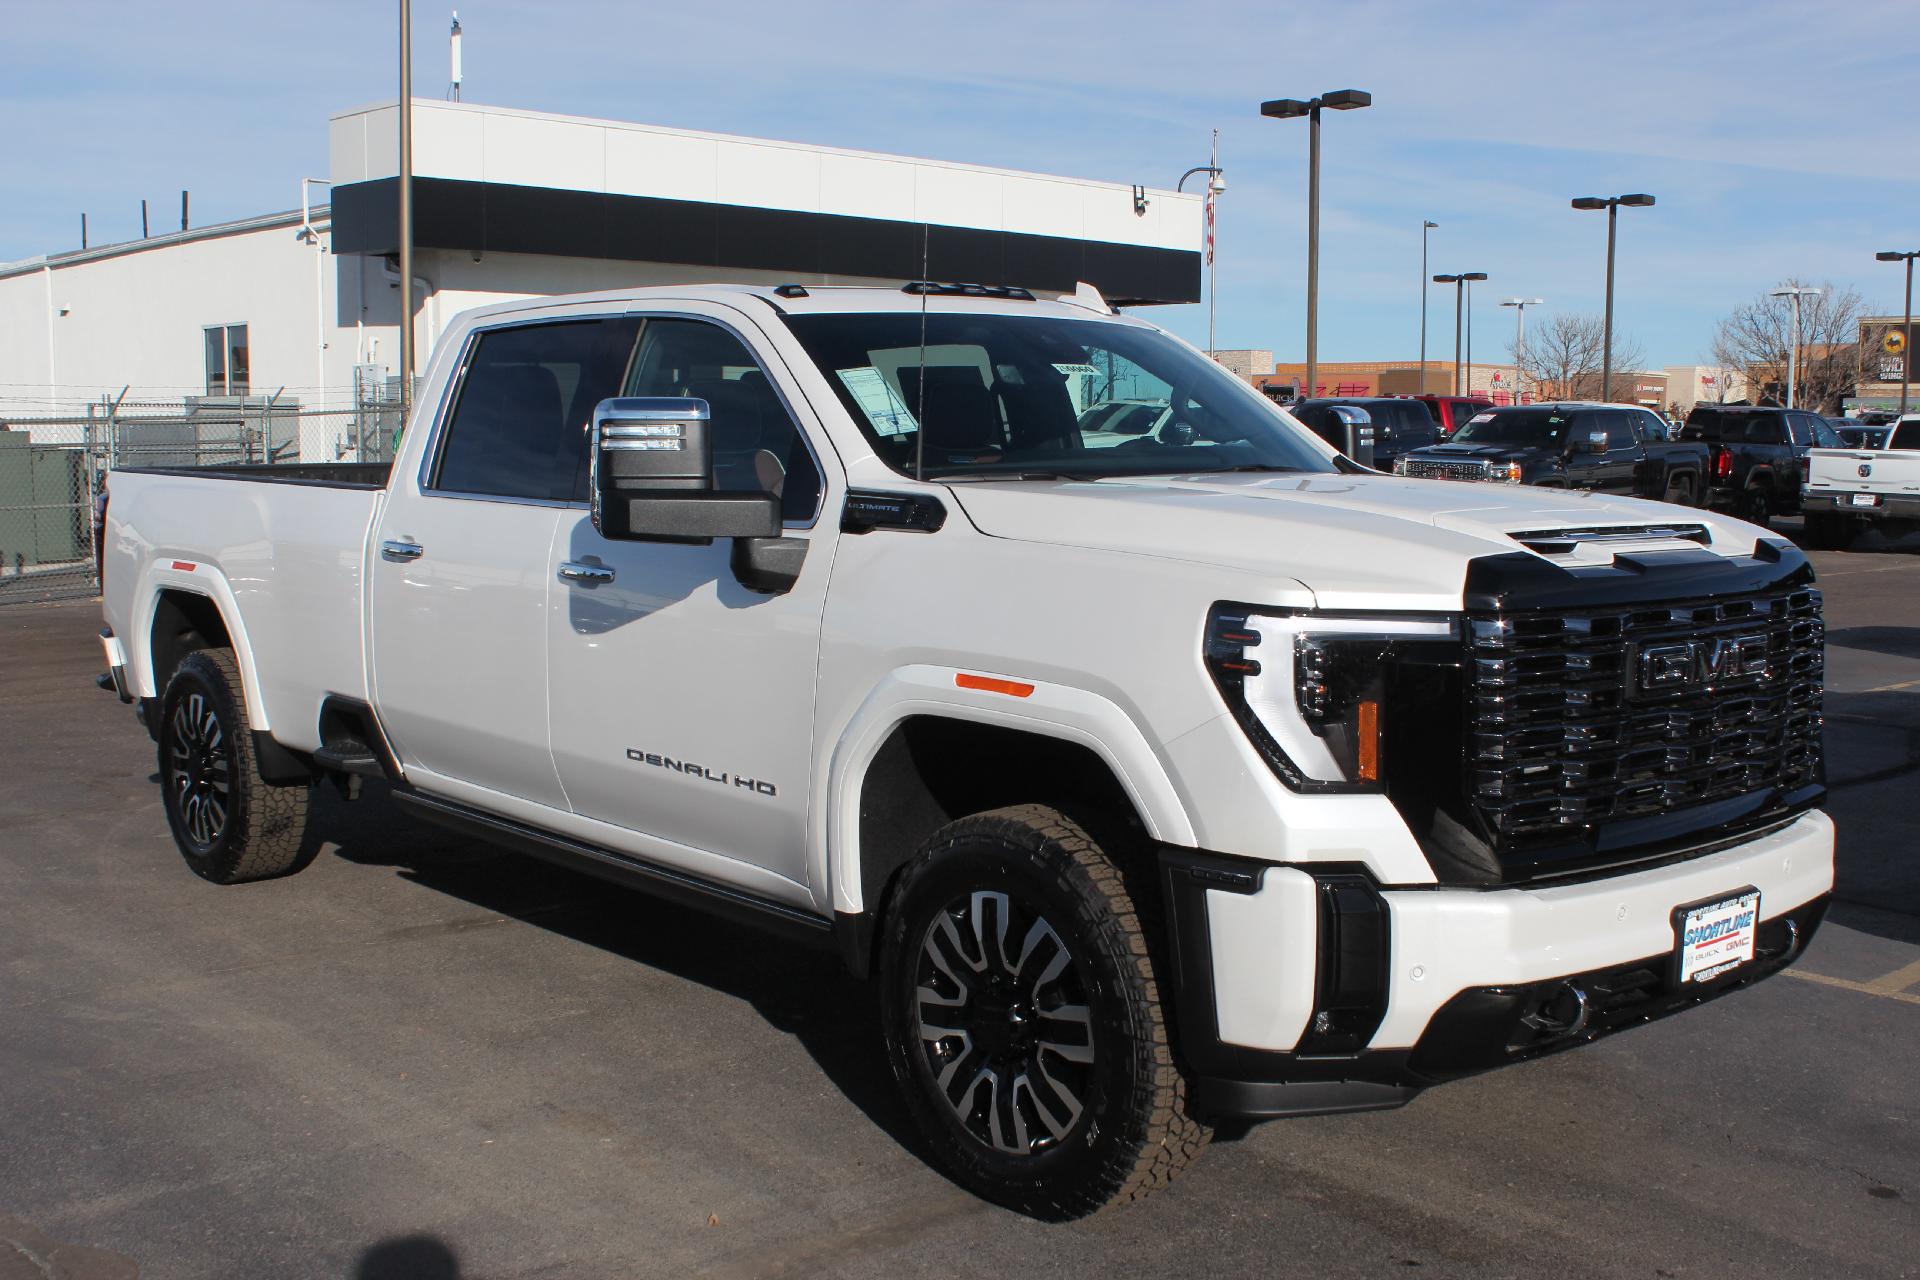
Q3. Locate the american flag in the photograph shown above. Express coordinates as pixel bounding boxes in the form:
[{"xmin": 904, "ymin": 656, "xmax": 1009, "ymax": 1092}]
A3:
[{"xmin": 1204, "ymin": 183, "xmax": 1217, "ymax": 267}]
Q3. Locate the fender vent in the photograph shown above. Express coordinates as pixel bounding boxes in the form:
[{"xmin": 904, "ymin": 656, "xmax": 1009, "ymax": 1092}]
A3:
[{"xmin": 1511, "ymin": 524, "xmax": 1710, "ymax": 555}]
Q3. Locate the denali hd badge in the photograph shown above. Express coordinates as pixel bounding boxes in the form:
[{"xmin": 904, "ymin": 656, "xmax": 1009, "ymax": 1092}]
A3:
[
  {"xmin": 626, "ymin": 749, "xmax": 776, "ymax": 797},
  {"xmin": 1634, "ymin": 633, "xmax": 1770, "ymax": 696}
]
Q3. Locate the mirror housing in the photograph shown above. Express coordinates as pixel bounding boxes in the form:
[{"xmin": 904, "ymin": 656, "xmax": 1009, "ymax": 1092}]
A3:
[
  {"xmin": 591, "ymin": 397, "xmax": 780, "ymax": 543},
  {"xmin": 1575, "ymin": 429, "xmax": 1608, "ymax": 455},
  {"xmin": 1328, "ymin": 404, "xmax": 1376, "ymax": 469}
]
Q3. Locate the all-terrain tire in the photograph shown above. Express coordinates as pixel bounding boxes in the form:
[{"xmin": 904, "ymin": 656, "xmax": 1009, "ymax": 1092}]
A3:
[
  {"xmin": 157, "ymin": 648, "xmax": 318, "ymax": 884},
  {"xmin": 1739, "ymin": 484, "xmax": 1773, "ymax": 530},
  {"xmin": 877, "ymin": 804, "xmax": 1209, "ymax": 1219}
]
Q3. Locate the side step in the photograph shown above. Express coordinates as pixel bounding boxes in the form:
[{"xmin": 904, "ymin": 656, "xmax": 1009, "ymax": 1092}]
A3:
[{"xmin": 312, "ymin": 738, "xmax": 383, "ymax": 777}]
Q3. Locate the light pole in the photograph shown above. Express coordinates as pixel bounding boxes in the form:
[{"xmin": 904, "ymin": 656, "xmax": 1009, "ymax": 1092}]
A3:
[
  {"xmin": 1501, "ymin": 298, "xmax": 1543, "ymax": 404},
  {"xmin": 1876, "ymin": 251, "xmax": 1917, "ymax": 414},
  {"xmin": 1261, "ymin": 89, "xmax": 1372, "ymax": 401},
  {"xmin": 398, "ymin": 0, "xmax": 415, "ymax": 414},
  {"xmin": 1420, "ymin": 220, "xmax": 1437, "ymax": 394},
  {"xmin": 1433, "ymin": 273, "xmax": 1486, "ymax": 395},
  {"xmin": 1178, "ymin": 141, "xmax": 1227, "ymax": 360},
  {"xmin": 1571, "ymin": 193, "xmax": 1654, "ymax": 401},
  {"xmin": 1771, "ymin": 286, "xmax": 1821, "ymax": 408}
]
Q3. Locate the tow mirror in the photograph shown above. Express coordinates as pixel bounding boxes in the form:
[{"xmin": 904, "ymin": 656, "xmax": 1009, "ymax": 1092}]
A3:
[
  {"xmin": 591, "ymin": 398, "xmax": 779, "ymax": 542},
  {"xmin": 589, "ymin": 397, "xmax": 803, "ymax": 595},
  {"xmin": 1576, "ymin": 429, "xmax": 1608, "ymax": 455},
  {"xmin": 1328, "ymin": 405, "xmax": 1376, "ymax": 469}
]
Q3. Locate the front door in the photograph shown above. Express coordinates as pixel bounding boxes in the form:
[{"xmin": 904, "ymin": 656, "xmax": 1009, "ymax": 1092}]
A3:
[
  {"xmin": 546, "ymin": 310, "xmax": 837, "ymax": 895},
  {"xmin": 368, "ymin": 313, "xmax": 640, "ymax": 813}
]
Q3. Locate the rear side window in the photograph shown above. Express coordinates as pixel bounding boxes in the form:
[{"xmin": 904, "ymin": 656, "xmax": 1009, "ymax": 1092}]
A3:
[
  {"xmin": 1389, "ymin": 404, "xmax": 1437, "ymax": 445},
  {"xmin": 1600, "ymin": 411, "xmax": 1637, "ymax": 450},
  {"xmin": 434, "ymin": 318, "xmax": 641, "ymax": 501}
]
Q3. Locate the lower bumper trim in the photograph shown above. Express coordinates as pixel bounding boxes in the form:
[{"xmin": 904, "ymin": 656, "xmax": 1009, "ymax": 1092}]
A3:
[{"xmin": 1195, "ymin": 1077, "xmax": 1416, "ymax": 1120}]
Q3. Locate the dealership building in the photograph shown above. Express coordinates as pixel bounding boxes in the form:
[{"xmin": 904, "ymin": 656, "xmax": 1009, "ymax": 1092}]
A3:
[{"xmin": 0, "ymin": 99, "xmax": 1203, "ymax": 439}]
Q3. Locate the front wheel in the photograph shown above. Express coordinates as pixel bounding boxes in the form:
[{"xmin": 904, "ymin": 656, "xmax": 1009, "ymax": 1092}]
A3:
[
  {"xmin": 158, "ymin": 648, "xmax": 318, "ymax": 884},
  {"xmin": 878, "ymin": 805, "xmax": 1208, "ymax": 1219}
]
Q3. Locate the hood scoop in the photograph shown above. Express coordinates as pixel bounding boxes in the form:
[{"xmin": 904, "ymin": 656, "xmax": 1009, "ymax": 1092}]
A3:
[{"xmin": 1510, "ymin": 523, "xmax": 1710, "ymax": 556}]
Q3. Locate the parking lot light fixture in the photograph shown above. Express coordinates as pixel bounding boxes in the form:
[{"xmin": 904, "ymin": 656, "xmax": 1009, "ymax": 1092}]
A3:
[
  {"xmin": 1771, "ymin": 286, "xmax": 1821, "ymax": 409},
  {"xmin": 1262, "ymin": 89, "xmax": 1372, "ymax": 399},
  {"xmin": 1433, "ymin": 272, "xmax": 1486, "ymax": 394},
  {"xmin": 1501, "ymin": 298, "xmax": 1544, "ymax": 404},
  {"xmin": 1876, "ymin": 250, "xmax": 1917, "ymax": 414},
  {"xmin": 1572, "ymin": 193, "xmax": 1656, "ymax": 401},
  {"xmin": 1420, "ymin": 221, "xmax": 1438, "ymax": 395}
]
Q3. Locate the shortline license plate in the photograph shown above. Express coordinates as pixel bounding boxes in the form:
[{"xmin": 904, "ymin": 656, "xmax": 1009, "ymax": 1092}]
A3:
[{"xmin": 1674, "ymin": 889, "xmax": 1761, "ymax": 984}]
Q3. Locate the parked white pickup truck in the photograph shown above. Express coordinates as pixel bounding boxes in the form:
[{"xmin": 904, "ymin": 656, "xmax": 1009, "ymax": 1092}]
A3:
[
  {"xmin": 1802, "ymin": 415, "xmax": 1920, "ymax": 547},
  {"xmin": 99, "ymin": 282, "xmax": 1834, "ymax": 1218}
]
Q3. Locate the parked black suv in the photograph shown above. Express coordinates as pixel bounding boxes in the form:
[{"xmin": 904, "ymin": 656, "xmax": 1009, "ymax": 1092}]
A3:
[
  {"xmin": 1290, "ymin": 396, "xmax": 1440, "ymax": 470},
  {"xmin": 1680, "ymin": 404, "xmax": 1841, "ymax": 526},
  {"xmin": 1392, "ymin": 403, "xmax": 1708, "ymax": 503}
]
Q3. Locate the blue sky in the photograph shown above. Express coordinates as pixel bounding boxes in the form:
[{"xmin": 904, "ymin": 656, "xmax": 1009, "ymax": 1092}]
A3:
[{"xmin": 3, "ymin": 0, "xmax": 1915, "ymax": 367}]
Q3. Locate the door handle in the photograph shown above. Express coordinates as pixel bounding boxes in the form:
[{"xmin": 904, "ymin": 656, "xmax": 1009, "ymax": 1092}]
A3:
[
  {"xmin": 558, "ymin": 560, "xmax": 616, "ymax": 585},
  {"xmin": 381, "ymin": 538, "xmax": 424, "ymax": 561}
]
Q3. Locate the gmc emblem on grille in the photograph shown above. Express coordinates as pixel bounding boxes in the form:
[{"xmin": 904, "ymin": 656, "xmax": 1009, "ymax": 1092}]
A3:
[{"xmin": 1635, "ymin": 633, "xmax": 1771, "ymax": 695}]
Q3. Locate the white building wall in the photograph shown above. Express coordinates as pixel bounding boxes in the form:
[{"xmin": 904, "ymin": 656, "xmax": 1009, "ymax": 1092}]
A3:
[{"xmin": 0, "ymin": 216, "xmax": 338, "ymax": 421}]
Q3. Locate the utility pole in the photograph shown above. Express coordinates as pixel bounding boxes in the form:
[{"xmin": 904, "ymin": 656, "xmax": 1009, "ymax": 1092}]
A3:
[
  {"xmin": 1877, "ymin": 251, "xmax": 1918, "ymax": 415},
  {"xmin": 1501, "ymin": 298, "xmax": 1543, "ymax": 404},
  {"xmin": 1419, "ymin": 220, "xmax": 1437, "ymax": 394},
  {"xmin": 1771, "ymin": 286, "xmax": 1820, "ymax": 409}
]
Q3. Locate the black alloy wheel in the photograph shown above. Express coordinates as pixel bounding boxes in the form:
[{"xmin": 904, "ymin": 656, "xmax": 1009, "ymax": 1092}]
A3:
[
  {"xmin": 166, "ymin": 687, "xmax": 232, "ymax": 851},
  {"xmin": 912, "ymin": 888, "xmax": 1095, "ymax": 1156}
]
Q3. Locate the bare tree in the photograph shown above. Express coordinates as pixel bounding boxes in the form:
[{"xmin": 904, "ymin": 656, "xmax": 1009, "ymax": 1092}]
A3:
[
  {"xmin": 1709, "ymin": 280, "xmax": 1867, "ymax": 413},
  {"xmin": 1516, "ymin": 313, "xmax": 1647, "ymax": 401}
]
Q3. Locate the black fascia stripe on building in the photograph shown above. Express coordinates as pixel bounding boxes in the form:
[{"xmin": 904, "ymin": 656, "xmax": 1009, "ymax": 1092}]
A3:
[{"xmin": 331, "ymin": 177, "xmax": 1200, "ymax": 305}]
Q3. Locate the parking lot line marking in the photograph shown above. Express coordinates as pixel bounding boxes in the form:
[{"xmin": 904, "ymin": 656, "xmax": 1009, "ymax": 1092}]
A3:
[
  {"xmin": 1860, "ymin": 677, "xmax": 1920, "ymax": 693},
  {"xmin": 1783, "ymin": 968, "xmax": 1920, "ymax": 1006},
  {"xmin": 1865, "ymin": 957, "xmax": 1920, "ymax": 994}
]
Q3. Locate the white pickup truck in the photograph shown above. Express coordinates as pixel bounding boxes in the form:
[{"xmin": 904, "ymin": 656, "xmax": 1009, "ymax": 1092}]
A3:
[
  {"xmin": 1802, "ymin": 414, "xmax": 1920, "ymax": 547},
  {"xmin": 99, "ymin": 282, "xmax": 1834, "ymax": 1218}
]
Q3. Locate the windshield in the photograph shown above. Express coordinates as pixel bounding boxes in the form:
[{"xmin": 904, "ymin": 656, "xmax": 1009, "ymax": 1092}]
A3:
[
  {"xmin": 783, "ymin": 311, "xmax": 1336, "ymax": 479},
  {"xmin": 1450, "ymin": 408, "xmax": 1574, "ymax": 446}
]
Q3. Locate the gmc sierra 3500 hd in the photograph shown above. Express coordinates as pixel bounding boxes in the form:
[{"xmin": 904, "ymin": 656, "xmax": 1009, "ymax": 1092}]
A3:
[{"xmin": 99, "ymin": 282, "xmax": 1834, "ymax": 1220}]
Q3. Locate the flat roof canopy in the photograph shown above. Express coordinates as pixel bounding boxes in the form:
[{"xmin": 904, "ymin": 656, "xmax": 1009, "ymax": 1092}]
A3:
[{"xmin": 330, "ymin": 101, "xmax": 1202, "ymax": 305}]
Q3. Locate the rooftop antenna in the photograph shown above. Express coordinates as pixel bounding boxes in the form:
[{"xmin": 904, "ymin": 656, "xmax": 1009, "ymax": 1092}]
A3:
[{"xmin": 448, "ymin": 11, "xmax": 462, "ymax": 101}]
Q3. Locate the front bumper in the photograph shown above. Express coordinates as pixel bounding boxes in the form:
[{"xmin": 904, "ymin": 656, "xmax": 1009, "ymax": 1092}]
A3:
[
  {"xmin": 1803, "ymin": 490, "xmax": 1920, "ymax": 521},
  {"xmin": 1163, "ymin": 809, "xmax": 1835, "ymax": 1119}
]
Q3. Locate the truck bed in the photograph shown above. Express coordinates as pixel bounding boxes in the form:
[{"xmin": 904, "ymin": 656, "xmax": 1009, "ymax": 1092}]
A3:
[{"xmin": 103, "ymin": 464, "xmax": 385, "ymax": 751}]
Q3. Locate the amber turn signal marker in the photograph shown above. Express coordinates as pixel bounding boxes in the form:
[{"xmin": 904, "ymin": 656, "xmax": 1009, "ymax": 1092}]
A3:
[
  {"xmin": 955, "ymin": 673, "xmax": 1035, "ymax": 698},
  {"xmin": 1356, "ymin": 699, "xmax": 1382, "ymax": 782}
]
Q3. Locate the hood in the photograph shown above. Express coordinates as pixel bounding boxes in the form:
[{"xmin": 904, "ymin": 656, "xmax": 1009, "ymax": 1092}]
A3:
[
  {"xmin": 1409, "ymin": 441, "xmax": 1551, "ymax": 460},
  {"xmin": 945, "ymin": 472, "xmax": 1768, "ymax": 611}
]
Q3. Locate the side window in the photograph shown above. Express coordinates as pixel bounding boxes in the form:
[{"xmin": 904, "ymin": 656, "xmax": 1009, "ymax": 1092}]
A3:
[
  {"xmin": 434, "ymin": 318, "xmax": 640, "ymax": 502},
  {"xmin": 1745, "ymin": 416, "xmax": 1785, "ymax": 444},
  {"xmin": 624, "ymin": 318, "xmax": 823, "ymax": 523},
  {"xmin": 1601, "ymin": 411, "xmax": 1637, "ymax": 451},
  {"xmin": 1393, "ymin": 405, "xmax": 1437, "ymax": 446}
]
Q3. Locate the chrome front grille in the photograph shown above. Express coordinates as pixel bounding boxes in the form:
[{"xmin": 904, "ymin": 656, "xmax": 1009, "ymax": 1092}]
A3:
[
  {"xmin": 1405, "ymin": 458, "xmax": 1489, "ymax": 482},
  {"xmin": 1464, "ymin": 585, "xmax": 1825, "ymax": 876}
]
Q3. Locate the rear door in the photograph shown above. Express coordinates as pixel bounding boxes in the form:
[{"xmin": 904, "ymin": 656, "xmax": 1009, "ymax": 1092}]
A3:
[{"xmin": 368, "ymin": 312, "xmax": 639, "ymax": 812}]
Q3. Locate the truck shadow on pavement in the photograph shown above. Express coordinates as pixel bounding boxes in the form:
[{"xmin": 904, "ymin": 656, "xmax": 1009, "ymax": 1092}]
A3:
[
  {"xmin": 317, "ymin": 782, "xmax": 930, "ymax": 1166},
  {"xmin": 356, "ymin": 1233, "xmax": 462, "ymax": 1279}
]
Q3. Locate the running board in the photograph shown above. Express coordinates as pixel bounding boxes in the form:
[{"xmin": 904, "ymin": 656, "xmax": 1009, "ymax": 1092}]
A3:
[{"xmin": 389, "ymin": 790, "xmax": 835, "ymax": 948}]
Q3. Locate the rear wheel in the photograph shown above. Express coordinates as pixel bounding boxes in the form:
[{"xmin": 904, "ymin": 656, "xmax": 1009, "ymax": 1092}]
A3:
[
  {"xmin": 878, "ymin": 805, "xmax": 1208, "ymax": 1219},
  {"xmin": 1663, "ymin": 474, "xmax": 1696, "ymax": 507},
  {"xmin": 1738, "ymin": 485, "xmax": 1772, "ymax": 530},
  {"xmin": 158, "ymin": 648, "xmax": 318, "ymax": 884}
]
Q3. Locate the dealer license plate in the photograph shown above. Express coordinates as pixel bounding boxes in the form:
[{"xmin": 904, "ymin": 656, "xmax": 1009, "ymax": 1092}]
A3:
[
  {"xmin": 1851, "ymin": 493, "xmax": 1881, "ymax": 507},
  {"xmin": 1674, "ymin": 889, "xmax": 1761, "ymax": 985}
]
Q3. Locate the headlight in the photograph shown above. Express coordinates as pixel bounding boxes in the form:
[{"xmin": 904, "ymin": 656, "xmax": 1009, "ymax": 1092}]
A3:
[
  {"xmin": 1392, "ymin": 456, "xmax": 1411, "ymax": 475},
  {"xmin": 1205, "ymin": 606, "xmax": 1460, "ymax": 789},
  {"xmin": 1493, "ymin": 461, "xmax": 1524, "ymax": 484}
]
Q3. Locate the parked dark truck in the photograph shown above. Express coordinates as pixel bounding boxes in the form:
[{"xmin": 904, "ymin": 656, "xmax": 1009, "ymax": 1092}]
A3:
[
  {"xmin": 1290, "ymin": 396, "xmax": 1440, "ymax": 471},
  {"xmin": 1392, "ymin": 403, "xmax": 1709, "ymax": 504},
  {"xmin": 1681, "ymin": 404, "xmax": 1842, "ymax": 527}
]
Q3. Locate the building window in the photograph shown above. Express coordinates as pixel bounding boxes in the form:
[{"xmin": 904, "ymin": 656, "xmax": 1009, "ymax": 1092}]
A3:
[{"xmin": 204, "ymin": 323, "xmax": 250, "ymax": 396}]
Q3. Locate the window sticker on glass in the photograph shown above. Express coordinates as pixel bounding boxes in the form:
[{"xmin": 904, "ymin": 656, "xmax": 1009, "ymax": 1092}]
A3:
[
  {"xmin": 837, "ymin": 367, "xmax": 917, "ymax": 437},
  {"xmin": 1468, "ymin": 412, "xmax": 1495, "ymax": 425}
]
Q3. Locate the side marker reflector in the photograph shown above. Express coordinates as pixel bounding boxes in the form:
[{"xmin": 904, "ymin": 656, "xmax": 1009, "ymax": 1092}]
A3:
[
  {"xmin": 955, "ymin": 673, "xmax": 1035, "ymax": 698},
  {"xmin": 169, "ymin": 560, "xmax": 197, "ymax": 572}
]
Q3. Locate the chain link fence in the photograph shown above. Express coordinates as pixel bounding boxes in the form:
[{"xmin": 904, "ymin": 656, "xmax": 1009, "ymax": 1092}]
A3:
[{"xmin": 0, "ymin": 387, "xmax": 404, "ymax": 605}]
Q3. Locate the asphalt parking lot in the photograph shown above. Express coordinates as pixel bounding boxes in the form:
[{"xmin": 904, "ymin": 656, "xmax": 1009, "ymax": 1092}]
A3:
[{"xmin": 2, "ymin": 531, "xmax": 1915, "ymax": 1280}]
